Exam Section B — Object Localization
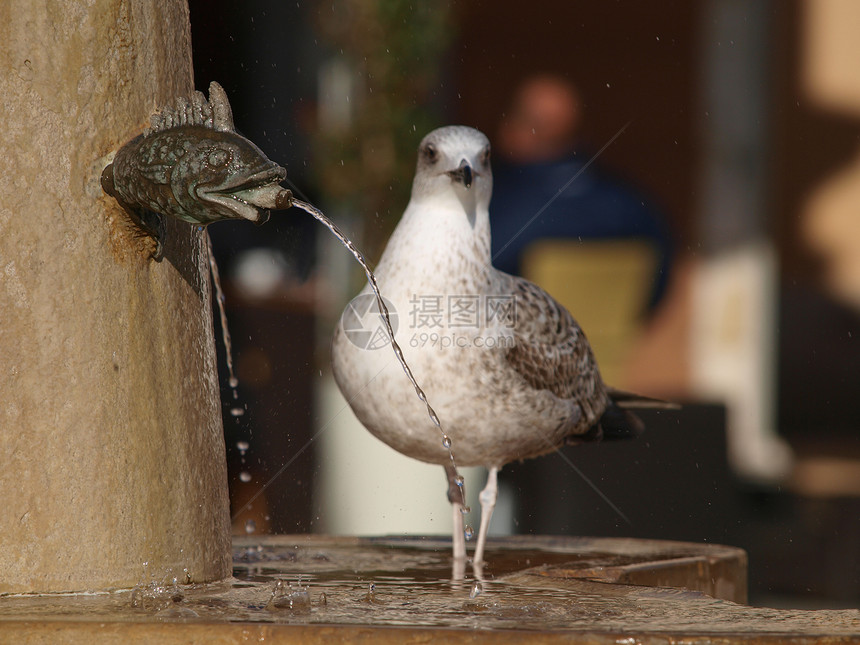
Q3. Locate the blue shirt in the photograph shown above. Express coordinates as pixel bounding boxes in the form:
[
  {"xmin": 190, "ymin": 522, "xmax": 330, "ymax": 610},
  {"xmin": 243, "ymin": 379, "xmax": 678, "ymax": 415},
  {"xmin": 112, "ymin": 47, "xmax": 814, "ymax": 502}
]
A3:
[{"xmin": 489, "ymin": 154, "xmax": 673, "ymax": 309}]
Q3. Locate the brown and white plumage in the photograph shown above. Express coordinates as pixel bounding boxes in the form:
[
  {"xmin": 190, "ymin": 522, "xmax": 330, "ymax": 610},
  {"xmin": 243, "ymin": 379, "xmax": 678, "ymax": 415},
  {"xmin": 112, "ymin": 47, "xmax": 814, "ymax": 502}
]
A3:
[{"xmin": 331, "ymin": 125, "xmax": 645, "ymax": 568}]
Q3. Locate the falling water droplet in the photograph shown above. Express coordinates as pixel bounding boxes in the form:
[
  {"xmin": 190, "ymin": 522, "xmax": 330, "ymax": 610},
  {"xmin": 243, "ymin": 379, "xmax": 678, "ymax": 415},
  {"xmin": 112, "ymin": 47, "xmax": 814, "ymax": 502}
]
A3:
[
  {"xmin": 441, "ymin": 435, "xmax": 452, "ymax": 449},
  {"xmin": 464, "ymin": 525, "xmax": 474, "ymax": 541},
  {"xmin": 239, "ymin": 471, "xmax": 252, "ymax": 483},
  {"xmin": 460, "ymin": 506, "xmax": 471, "ymax": 514},
  {"xmin": 229, "ymin": 376, "xmax": 239, "ymax": 389},
  {"xmin": 244, "ymin": 519, "xmax": 256, "ymax": 534},
  {"xmin": 230, "ymin": 406, "xmax": 245, "ymax": 417},
  {"xmin": 455, "ymin": 475, "xmax": 464, "ymax": 488},
  {"xmin": 236, "ymin": 440, "xmax": 249, "ymax": 452},
  {"xmin": 470, "ymin": 581, "xmax": 483, "ymax": 599}
]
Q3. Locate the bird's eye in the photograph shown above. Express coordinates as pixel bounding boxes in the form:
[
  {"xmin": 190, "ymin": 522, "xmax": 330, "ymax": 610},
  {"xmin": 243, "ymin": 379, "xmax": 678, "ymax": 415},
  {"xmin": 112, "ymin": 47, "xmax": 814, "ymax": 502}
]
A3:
[
  {"xmin": 480, "ymin": 146, "xmax": 491, "ymax": 167},
  {"xmin": 423, "ymin": 143, "xmax": 438, "ymax": 164},
  {"xmin": 207, "ymin": 148, "xmax": 231, "ymax": 168}
]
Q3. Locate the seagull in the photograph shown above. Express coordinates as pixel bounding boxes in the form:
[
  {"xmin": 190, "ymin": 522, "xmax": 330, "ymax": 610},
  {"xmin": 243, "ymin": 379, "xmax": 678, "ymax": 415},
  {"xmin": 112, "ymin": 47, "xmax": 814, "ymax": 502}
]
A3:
[{"xmin": 332, "ymin": 125, "xmax": 650, "ymax": 568}]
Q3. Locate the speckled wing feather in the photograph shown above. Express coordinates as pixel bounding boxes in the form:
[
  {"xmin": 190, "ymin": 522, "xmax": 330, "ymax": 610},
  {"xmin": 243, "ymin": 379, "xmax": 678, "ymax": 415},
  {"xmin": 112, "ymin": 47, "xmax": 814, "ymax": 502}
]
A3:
[{"xmin": 503, "ymin": 275, "xmax": 609, "ymax": 428}]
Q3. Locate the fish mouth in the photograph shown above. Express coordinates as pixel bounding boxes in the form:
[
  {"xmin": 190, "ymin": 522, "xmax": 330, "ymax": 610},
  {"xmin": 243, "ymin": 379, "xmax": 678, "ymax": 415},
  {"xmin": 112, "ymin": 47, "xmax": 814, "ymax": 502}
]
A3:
[{"xmin": 200, "ymin": 163, "xmax": 287, "ymax": 223}]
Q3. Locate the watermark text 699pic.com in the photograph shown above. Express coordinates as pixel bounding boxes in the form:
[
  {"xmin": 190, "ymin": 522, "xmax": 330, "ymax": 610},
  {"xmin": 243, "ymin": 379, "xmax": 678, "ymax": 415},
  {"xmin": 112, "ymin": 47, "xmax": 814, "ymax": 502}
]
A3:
[{"xmin": 409, "ymin": 331, "xmax": 515, "ymax": 350}]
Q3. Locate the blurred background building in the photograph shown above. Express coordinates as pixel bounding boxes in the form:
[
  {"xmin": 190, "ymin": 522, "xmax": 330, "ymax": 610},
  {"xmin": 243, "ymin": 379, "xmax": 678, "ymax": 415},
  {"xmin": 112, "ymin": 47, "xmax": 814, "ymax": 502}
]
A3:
[{"xmin": 188, "ymin": 0, "xmax": 860, "ymax": 607}]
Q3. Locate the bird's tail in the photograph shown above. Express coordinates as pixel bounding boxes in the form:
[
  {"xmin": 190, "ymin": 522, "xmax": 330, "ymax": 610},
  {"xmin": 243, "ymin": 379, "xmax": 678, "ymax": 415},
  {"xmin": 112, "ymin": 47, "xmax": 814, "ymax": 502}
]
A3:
[
  {"xmin": 606, "ymin": 386, "xmax": 681, "ymax": 410},
  {"xmin": 574, "ymin": 388, "xmax": 679, "ymax": 444},
  {"xmin": 597, "ymin": 401, "xmax": 645, "ymax": 441}
]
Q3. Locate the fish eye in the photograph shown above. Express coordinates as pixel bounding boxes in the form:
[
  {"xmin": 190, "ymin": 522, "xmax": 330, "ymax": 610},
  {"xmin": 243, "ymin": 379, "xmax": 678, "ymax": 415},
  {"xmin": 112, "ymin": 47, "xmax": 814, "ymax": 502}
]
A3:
[
  {"xmin": 422, "ymin": 143, "xmax": 438, "ymax": 164},
  {"xmin": 207, "ymin": 148, "xmax": 231, "ymax": 168}
]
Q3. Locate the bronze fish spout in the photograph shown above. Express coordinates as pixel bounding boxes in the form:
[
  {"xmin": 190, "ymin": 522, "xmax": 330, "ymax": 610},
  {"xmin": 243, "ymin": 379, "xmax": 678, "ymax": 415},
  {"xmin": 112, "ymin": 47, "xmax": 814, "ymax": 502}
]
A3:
[{"xmin": 101, "ymin": 82, "xmax": 292, "ymax": 257}]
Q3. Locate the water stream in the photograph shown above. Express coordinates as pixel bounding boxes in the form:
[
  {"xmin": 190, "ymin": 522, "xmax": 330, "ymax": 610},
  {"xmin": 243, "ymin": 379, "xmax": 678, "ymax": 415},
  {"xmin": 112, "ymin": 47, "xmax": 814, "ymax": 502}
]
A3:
[
  {"xmin": 205, "ymin": 231, "xmax": 244, "ymax": 419},
  {"xmin": 205, "ymin": 196, "xmax": 472, "ymax": 539},
  {"xmin": 288, "ymin": 198, "xmax": 471, "ymax": 532}
]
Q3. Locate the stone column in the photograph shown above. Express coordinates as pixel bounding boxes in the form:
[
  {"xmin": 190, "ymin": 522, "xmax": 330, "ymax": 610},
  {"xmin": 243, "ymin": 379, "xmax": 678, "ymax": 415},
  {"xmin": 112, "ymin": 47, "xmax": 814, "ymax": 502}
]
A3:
[{"xmin": 0, "ymin": 0, "xmax": 231, "ymax": 592}]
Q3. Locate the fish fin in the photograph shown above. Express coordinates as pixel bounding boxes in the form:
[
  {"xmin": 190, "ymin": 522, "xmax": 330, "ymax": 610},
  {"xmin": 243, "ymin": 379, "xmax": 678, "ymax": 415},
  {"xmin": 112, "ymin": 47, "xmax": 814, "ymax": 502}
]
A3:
[
  {"xmin": 208, "ymin": 81, "xmax": 235, "ymax": 132},
  {"xmin": 143, "ymin": 81, "xmax": 235, "ymax": 136}
]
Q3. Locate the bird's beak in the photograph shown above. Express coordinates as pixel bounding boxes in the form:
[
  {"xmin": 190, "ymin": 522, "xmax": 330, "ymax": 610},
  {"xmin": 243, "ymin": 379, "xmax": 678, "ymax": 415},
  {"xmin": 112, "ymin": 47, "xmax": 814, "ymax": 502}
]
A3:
[{"xmin": 448, "ymin": 158, "xmax": 473, "ymax": 189}]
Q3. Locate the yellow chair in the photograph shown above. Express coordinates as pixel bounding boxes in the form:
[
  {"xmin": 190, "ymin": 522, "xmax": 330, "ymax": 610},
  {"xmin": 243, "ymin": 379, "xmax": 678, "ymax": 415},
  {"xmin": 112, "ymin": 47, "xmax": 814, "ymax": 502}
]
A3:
[{"xmin": 520, "ymin": 238, "xmax": 659, "ymax": 386}]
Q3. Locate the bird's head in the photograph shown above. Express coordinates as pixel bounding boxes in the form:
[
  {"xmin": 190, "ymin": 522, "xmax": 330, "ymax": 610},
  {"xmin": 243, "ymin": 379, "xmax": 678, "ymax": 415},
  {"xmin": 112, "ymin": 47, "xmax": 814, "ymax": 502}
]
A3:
[{"xmin": 410, "ymin": 126, "xmax": 492, "ymax": 217}]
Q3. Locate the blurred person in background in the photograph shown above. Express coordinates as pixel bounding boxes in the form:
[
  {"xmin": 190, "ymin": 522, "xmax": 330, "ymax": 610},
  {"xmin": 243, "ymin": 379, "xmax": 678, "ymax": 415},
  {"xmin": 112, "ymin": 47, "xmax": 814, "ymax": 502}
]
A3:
[{"xmin": 490, "ymin": 74, "xmax": 673, "ymax": 310}]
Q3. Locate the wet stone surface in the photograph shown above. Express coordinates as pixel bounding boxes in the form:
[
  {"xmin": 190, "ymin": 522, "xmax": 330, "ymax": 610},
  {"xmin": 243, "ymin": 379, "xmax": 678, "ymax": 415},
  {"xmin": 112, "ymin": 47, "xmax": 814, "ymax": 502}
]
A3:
[{"xmin": 0, "ymin": 535, "xmax": 857, "ymax": 640}]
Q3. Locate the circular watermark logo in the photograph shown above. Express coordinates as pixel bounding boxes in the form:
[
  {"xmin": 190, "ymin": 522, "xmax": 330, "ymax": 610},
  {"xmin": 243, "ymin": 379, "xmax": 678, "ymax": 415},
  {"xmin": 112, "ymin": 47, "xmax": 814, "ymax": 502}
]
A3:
[{"xmin": 341, "ymin": 293, "xmax": 399, "ymax": 350}]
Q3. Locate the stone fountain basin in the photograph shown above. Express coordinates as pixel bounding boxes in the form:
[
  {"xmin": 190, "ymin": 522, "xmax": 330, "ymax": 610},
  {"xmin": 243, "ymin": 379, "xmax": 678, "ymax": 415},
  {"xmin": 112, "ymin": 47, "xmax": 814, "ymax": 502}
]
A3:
[{"xmin": 1, "ymin": 535, "xmax": 858, "ymax": 643}]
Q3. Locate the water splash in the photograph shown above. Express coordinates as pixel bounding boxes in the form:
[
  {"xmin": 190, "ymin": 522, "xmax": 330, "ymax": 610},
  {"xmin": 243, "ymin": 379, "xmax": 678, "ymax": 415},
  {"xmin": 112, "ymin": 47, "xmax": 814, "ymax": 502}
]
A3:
[
  {"xmin": 363, "ymin": 582, "xmax": 381, "ymax": 604},
  {"xmin": 130, "ymin": 580, "xmax": 184, "ymax": 612},
  {"xmin": 470, "ymin": 581, "xmax": 483, "ymax": 599},
  {"xmin": 268, "ymin": 579, "xmax": 311, "ymax": 613}
]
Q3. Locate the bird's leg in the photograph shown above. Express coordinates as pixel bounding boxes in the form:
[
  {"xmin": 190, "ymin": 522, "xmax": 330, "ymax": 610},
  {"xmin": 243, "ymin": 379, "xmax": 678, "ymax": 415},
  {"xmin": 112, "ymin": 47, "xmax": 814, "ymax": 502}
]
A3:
[
  {"xmin": 472, "ymin": 466, "xmax": 499, "ymax": 566},
  {"xmin": 444, "ymin": 464, "xmax": 466, "ymax": 561},
  {"xmin": 451, "ymin": 502, "xmax": 465, "ymax": 560}
]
